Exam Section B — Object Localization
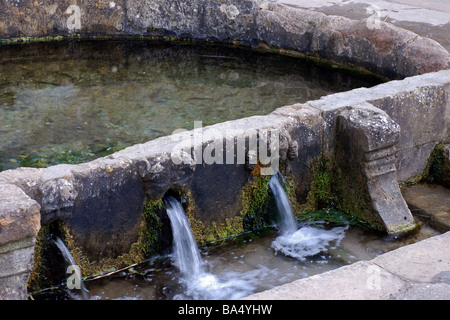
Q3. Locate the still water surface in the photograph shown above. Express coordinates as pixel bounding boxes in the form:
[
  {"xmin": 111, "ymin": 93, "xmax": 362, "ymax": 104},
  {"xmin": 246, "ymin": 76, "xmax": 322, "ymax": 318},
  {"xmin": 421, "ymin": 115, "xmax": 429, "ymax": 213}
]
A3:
[{"xmin": 0, "ymin": 41, "xmax": 383, "ymax": 170}]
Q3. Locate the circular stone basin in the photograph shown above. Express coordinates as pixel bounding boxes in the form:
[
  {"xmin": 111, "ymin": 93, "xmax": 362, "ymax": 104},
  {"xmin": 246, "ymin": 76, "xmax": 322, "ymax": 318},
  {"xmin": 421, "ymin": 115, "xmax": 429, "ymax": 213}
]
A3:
[{"xmin": 0, "ymin": 40, "xmax": 383, "ymax": 171}]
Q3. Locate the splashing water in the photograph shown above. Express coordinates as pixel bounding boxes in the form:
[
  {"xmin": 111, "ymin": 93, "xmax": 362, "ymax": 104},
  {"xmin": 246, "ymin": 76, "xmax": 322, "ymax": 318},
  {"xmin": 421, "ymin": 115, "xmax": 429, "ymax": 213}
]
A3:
[
  {"xmin": 165, "ymin": 196, "xmax": 258, "ymax": 300},
  {"xmin": 271, "ymin": 225, "xmax": 347, "ymax": 260},
  {"xmin": 269, "ymin": 172, "xmax": 348, "ymax": 260}
]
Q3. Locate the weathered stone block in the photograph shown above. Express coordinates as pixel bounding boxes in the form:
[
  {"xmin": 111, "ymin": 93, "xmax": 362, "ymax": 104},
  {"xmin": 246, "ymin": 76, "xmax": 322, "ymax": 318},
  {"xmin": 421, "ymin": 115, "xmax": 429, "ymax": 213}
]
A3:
[
  {"xmin": 66, "ymin": 160, "xmax": 145, "ymax": 261},
  {"xmin": 272, "ymin": 104, "xmax": 323, "ymax": 203},
  {"xmin": 255, "ymin": 4, "xmax": 449, "ymax": 78},
  {"xmin": 0, "ymin": 184, "xmax": 40, "ymax": 246},
  {"xmin": 0, "ymin": 239, "xmax": 36, "ymax": 279},
  {"xmin": 333, "ymin": 104, "xmax": 415, "ymax": 233},
  {"xmin": 0, "ymin": 273, "xmax": 31, "ymax": 300}
]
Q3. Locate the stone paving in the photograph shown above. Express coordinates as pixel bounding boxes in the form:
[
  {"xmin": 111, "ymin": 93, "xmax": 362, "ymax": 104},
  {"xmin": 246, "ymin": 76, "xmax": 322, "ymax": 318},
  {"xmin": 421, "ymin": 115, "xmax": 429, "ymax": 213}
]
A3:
[{"xmin": 280, "ymin": 0, "xmax": 450, "ymax": 51}]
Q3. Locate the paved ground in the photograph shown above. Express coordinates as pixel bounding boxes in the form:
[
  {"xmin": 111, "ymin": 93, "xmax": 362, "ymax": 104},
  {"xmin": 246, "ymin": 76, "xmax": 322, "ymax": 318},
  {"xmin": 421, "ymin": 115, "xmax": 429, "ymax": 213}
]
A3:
[
  {"xmin": 244, "ymin": 1, "xmax": 450, "ymax": 300},
  {"xmin": 279, "ymin": 0, "xmax": 450, "ymax": 51}
]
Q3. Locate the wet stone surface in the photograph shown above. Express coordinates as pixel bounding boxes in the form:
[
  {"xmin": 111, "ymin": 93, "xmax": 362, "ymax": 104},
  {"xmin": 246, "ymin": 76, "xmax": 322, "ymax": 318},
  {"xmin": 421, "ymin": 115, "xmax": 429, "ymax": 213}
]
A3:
[{"xmin": 402, "ymin": 183, "xmax": 450, "ymax": 233}]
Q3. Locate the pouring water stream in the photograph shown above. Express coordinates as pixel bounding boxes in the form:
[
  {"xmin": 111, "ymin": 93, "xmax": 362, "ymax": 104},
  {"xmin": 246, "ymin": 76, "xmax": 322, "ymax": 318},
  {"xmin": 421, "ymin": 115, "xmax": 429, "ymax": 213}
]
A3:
[
  {"xmin": 268, "ymin": 173, "xmax": 347, "ymax": 260},
  {"xmin": 163, "ymin": 173, "xmax": 347, "ymax": 299},
  {"xmin": 54, "ymin": 237, "xmax": 89, "ymax": 300}
]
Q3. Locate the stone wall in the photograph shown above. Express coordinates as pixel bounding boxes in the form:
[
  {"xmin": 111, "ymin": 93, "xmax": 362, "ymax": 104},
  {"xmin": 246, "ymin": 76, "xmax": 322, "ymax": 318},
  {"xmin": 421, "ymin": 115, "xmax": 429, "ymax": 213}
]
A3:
[
  {"xmin": 1, "ymin": 0, "xmax": 449, "ymax": 78},
  {"xmin": 0, "ymin": 0, "xmax": 449, "ymax": 300},
  {"xmin": 307, "ymin": 70, "xmax": 450, "ymax": 184},
  {"xmin": 0, "ymin": 184, "xmax": 40, "ymax": 300}
]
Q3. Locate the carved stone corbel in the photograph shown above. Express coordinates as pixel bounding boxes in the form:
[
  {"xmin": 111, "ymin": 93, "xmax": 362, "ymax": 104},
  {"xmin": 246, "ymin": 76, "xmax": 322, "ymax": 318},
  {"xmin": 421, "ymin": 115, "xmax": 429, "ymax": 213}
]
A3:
[{"xmin": 334, "ymin": 103, "xmax": 416, "ymax": 234}]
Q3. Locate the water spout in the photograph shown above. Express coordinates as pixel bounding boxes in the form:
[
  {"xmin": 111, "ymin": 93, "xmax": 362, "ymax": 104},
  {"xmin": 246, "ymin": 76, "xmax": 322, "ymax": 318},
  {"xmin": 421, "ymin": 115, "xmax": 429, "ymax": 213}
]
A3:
[
  {"xmin": 164, "ymin": 196, "xmax": 256, "ymax": 299},
  {"xmin": 269, "ymin": 172, "xmax": 297, "ymax": 235},
  {"xmin": 164, "ymin": 196, "xmax": 204, "ymax": 277},
  {"xmin": 54, "ymin": 237, "xmax": 89, "ymax": 300}
]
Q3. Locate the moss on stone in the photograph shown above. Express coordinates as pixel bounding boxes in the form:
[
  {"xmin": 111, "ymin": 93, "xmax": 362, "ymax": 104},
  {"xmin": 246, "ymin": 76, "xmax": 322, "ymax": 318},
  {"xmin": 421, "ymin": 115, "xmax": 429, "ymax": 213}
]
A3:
[
  {"xmin": 167, "ymin": 187, "xmax": 245, "ymax": 244},
  {"xmin": 185, "ymin": 205, "xmax": 245, "ymax": 244},
  {"xmin": 14, "ymin": 143, "xmax": 126, "ymax": 170},
  {"xmin": 310, "ymin": 154, "xmax": 335, "ymax": 209},
  {"xmin": 49, "ymin": 223, "xmax": 144, "ymax": 279},
  {"xmin": 139, "ymin": 199, "xmax": 163, "ymax": 257},
  {"xmin": 424, "ymin": 142, "xmax": 450, "ymax": 187},
  {"xmin": 297, "ymin": 208, "xmax": 376, "ymax": 230},
  {"xmin": 0, "ymin": 35, "xmax": 64, "ymax": 46},
  {"xmin": 28, "ymin": 198, "xmax": 170, "ymax": 290},
  {"xmin": 27, "ymin": 224, "xmax": 53, "ymax": 293},
  {"xmin": 302, "ymin": 153, "xmax": 337, "ymax": 212},
  {"xmin": 299, "ymin": 153, "xmax": 381, "ymax": 231},
  {"xmin": 240, "ymin": 165, "xmax": 276, "ymax": 232},
  {"xmin": 175, "ymin": 167, "xmax": 282, "ymax": 244}
]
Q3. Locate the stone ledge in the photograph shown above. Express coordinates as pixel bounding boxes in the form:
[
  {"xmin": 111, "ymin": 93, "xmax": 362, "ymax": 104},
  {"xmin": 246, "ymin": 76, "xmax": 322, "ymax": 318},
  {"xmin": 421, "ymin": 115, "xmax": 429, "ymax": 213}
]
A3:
[{"xmin": 402, "ymin": 184, "xmax": 450, "ymax": 233}]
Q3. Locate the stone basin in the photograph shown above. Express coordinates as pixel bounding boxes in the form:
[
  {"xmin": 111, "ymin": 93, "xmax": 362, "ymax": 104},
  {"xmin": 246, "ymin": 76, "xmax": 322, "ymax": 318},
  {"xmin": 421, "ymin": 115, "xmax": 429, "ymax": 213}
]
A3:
[{"xmin": 0, "ymin": 0, "xmax": 449, "ymax": 299}]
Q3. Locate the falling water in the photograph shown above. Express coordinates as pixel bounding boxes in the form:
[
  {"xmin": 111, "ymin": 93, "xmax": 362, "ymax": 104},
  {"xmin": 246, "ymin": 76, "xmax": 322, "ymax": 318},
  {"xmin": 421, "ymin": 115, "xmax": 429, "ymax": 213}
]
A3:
[
  {"xmin": 164, "ymin": 196, "xmax": 204, "ymax": 277},
  {"xmin": 54, "ymin": 237, "xmax": 88, "ymax": 300},
  {"xmin": 164, "ymin": 196, "xmax": 256, "ymax": 299},
  {"xmin": 269, "ymin": 173, "xmax": 348, "ymax": 260},
  {"xmin": 269, "ymin": 173, "xmax": 298, "ymax": 235}
]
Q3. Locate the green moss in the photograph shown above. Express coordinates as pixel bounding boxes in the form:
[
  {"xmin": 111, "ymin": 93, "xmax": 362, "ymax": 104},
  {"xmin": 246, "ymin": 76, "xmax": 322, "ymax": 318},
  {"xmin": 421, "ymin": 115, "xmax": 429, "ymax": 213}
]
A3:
[
  {"xmin": 18, "ymin": 154, "xmax": 49, "ymax": 168},
  {"xmin": 175, "ymin": 170, "xmax": 280, "ymax": 244},
  {"xmin": 424, "ymin": 142, "xmax": 450, "ymax": 187},
  {"xmin": 29, "ymin": 199, "xmax": 168, "ymax": 291},
  {"xmin": 57, "ymin": 199, "xmax": 165, "ymax": 278},
  {"xmin": 305, "ymin": 154, "xmax": 336, "ymax": 211},
  {"xmin": 297, "ymin": 208, "xmax": 376, "ymax": 230},
  {"xmin": 0, "ymin": 35, "xmax": 64, "ymax": 46},
  {"xmin": 300, "ymin": 153, "xmax": 382, "ymax": 231},
  {"xmin": 186, "ymin": 207, "xmax": 245, "ymax": 244},
  {"xmin": 240, "ymin": 167, "xmax": 276, "ymax": 232},
  {"xmin": 170, "ymin": 188, "xmax": 245, "ymax": 244},
  {"xmin": 139, "ymin": 200, "xmax": 163, "ymax": 257},
  {"xmin": 27, "ymin": 222, "xmax": 69, "ymax": 293},
  {"xmin": 27, "ymin": 225, "xmax": 51, "ymax": 293},
  {"xmin": 14, "ymin": 143, "xmax": 126, "ymax": 170}
]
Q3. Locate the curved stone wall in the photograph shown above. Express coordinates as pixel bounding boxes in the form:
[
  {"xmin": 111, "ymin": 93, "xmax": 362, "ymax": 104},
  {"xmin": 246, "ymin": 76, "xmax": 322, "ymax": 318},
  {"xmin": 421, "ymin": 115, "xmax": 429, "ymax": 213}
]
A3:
[
  {"xmin": 1, "ymin": 0, "xmax": 449, "ymax": 78},
  {"xmin": 0, "ymin": 0, "xmax": 449, "ymax": 299}
]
